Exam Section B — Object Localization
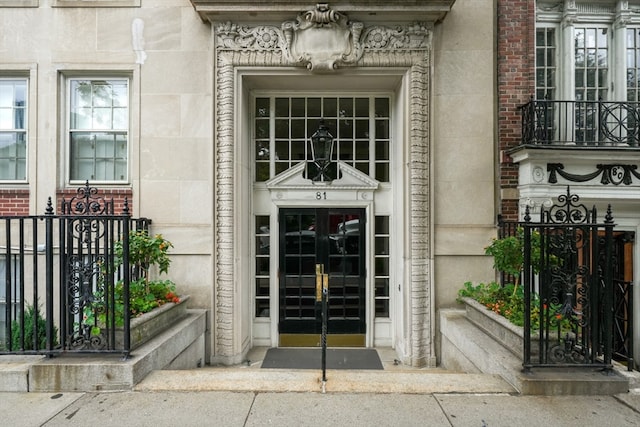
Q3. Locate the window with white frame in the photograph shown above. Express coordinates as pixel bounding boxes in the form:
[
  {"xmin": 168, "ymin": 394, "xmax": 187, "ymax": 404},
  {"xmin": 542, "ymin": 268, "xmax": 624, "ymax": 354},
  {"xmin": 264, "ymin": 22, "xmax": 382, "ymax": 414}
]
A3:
[
  {"xmin": 374, "ymin": 215, "xmax": 390, "ymax": 318},
  {"xmin": 536, "ymin": 2, "xmax": 640, "ymax": 145},
  {"xmin": 253, "ymin": 95, "xmax": 390, "ymax": 182},
  {"xmin": 536, "ymin": 27, "xmax": 556, "ymax": 100},
  {"xmin": 68, "ymin": 79, "xmax": 129, "ymax": 183},
  {"xmin": 627, "ymin": 28, "xmax": 640, "ymax": 102},
  {"xmin": 0, "ymin": 79, "xmax": 27, "ymax": 181},
  {"xmin": 535, "ymin": 5, "xmax": 640, "ymax": 102},
  {"xmin": 254, "ymin": 215, "xmax": 270, "ymax": 318},
  {"xmin": 574, "ymin": 27, "xmax": 609, "ymax": 102}
]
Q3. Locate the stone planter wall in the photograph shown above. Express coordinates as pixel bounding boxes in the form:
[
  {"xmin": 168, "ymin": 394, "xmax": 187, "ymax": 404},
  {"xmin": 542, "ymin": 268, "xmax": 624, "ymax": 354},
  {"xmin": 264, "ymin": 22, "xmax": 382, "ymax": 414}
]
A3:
[
  {"xmin": 461, "ymin": 297, "xmax": 539, "ymax": 358},
  {"xmin": 116, "ymin": 295, "xmax": 190, "ymax": 350}
]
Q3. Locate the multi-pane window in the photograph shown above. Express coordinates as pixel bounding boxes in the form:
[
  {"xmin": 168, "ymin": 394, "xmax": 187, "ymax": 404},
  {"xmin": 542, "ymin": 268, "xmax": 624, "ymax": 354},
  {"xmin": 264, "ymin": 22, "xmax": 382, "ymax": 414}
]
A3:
[
  {"xmin": 627, "ymin": 29, "xmax": 640, "ymax": 102},
  {"xmin": 255, "ymin": 215, "xmax": 270, "ymax": 317},
  {"xmin": 536, "ymin": 28, "xmax": 556, "ymax": 100},
  {"xmin": 574, "ymin": 27, "xmax": 609, "ymax": 102},
  {"xmin": 254, "ymin": 96, "xmax": 390, "ymax": 183},
  {"xmin": 69, "ymin": 79, "xmax": 128, "ymax": 182},
  {"xmin": 374, "ymin": 216, "xmax": 390, "ymax": 318},
  {"xmin": 0, "ymin": 79, "xmax": 27, "ymax": 181},
  {"xmin": 575, "ymin": 27, "xmax": 609, "ymax": 143}
]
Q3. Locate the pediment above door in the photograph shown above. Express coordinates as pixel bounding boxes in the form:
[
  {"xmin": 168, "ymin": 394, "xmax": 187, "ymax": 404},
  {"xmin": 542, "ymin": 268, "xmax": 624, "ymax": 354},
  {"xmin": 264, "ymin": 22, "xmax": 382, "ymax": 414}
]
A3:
[{"xmin": 265, "ymin": 161, "xmax": 379, "ymax": 202}]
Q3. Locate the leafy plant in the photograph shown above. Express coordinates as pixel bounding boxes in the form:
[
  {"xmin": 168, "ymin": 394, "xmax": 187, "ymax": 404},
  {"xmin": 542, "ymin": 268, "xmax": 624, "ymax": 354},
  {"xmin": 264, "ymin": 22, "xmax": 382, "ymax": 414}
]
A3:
[
  {"xmin": 459, "ymin": 228, "xmax": 565, "ymax": 333},
  {"xmin": 10, "ymin": 304, "xmax": 58, "ymax": 350},
  {"xmin": 484, "ymin": 227, "xmax": 545, "ymax": 291},
  {"xmin": 116, "ymin": 230, "xmax": 174, "ymax": 294},
  {"xmin": 457, "ymin": 281, "xmax": 540, "ymax": 330},
  {"xmin": 84, "ymin": 230, "xmax": 179, "ymax": 334}
]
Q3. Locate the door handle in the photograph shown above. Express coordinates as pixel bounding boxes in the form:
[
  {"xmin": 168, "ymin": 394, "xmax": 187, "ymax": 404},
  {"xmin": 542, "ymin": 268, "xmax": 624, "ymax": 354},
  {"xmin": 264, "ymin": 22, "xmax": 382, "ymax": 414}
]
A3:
[{"xmin": 316, "ymin": 263, "xmax": 328, "ymax": 301}]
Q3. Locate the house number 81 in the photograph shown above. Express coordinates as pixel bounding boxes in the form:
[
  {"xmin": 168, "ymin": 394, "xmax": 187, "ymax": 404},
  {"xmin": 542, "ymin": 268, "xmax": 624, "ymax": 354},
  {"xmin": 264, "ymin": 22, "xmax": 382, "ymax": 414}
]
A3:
[{"xmin": 316, "ymin": 191, "xmax": 327, "ymax": 200}]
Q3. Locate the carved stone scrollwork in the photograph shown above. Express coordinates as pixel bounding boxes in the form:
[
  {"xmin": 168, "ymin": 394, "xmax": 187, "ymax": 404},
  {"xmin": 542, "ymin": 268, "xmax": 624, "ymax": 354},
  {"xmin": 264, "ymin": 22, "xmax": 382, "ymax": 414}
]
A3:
[
  {"xmin": 281, "ymin": 3, "xmax": 363, "ymax": 71},
  {"xmin": 216, "ymin": 4, "xmax": 431, "ymax": 72}
]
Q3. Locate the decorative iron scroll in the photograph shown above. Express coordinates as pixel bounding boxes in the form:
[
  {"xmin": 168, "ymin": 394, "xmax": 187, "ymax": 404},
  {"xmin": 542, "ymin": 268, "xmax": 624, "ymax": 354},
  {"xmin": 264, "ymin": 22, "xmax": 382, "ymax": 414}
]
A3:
[
  {"xmin": 66, "ymin": 253, "xmax": 108, "ymax": 351},
  {"xmin": 61, "ymin": 180, "xmax": 114, "ymax": 215},
  {"xmin": 543, "ymin": 186, "xmax": 591, "ymax": 224},
  {"xmin": 548, "ymin": 163, "xmax": 640, "ymax": 186},
  {"xmin": 61, "ymin": 183, "xmax": 126, "ymax": 353}
]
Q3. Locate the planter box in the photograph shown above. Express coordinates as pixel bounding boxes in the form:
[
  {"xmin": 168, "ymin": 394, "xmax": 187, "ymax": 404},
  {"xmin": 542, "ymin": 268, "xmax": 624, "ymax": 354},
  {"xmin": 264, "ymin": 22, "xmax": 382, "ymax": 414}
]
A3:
[
  {"xmin": 116, "ymin": 295, "xmax": 190, "ymax": 350},
  {"xmin": 461, "ymin": 297, "xmax": 540, "ymax": 358}
]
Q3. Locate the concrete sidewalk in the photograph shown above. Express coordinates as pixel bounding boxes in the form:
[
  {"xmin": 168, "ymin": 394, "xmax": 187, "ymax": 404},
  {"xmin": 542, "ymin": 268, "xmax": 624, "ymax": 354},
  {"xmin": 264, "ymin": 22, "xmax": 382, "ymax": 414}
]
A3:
[
  {"xmin": 3, "ymin": 346, "xmax": 640, "ymax": 426},
  {"xmin": 1, "ymin": 389, "xmax": 640, "ymax": 427}
]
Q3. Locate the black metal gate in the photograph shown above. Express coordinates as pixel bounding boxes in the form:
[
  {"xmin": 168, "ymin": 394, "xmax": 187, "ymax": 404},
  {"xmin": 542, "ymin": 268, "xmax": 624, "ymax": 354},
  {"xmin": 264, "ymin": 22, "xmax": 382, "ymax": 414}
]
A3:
[
  {"xmin": 522, "ymin": 188, "xmax": 621, "ymax": 370},
  {"xmin": 0, "ymin": 182, "xmax": 148, "ymax": 356}
]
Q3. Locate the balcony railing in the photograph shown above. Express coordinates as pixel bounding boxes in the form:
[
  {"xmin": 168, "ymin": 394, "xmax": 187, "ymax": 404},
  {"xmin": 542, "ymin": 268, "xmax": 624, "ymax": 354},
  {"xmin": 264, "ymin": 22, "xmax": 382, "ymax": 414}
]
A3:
[{"xmin": 520, "ymin": 99, "xmax": 640, "ymax": 147}]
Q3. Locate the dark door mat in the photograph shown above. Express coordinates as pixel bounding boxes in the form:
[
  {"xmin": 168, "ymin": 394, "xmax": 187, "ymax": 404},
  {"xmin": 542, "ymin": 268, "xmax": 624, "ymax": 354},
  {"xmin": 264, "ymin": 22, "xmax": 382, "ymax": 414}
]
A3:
[{"xmin": 261, "ymin": 348, "xmax": 383, "ymax": 370}]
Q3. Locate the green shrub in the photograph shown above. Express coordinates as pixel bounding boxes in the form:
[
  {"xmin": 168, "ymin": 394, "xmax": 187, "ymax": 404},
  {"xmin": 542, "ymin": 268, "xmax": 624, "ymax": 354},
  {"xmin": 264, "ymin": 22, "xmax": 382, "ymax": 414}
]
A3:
[{"xmin": 10, "ymin": 304, "xmax": 58, "ymax": 350}]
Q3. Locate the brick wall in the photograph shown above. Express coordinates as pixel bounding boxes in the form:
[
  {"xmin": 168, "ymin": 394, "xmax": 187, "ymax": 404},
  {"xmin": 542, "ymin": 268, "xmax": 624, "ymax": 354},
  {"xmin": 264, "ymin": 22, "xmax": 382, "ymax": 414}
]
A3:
[
  {"xmin": 0, "ymin": 189, "xmax": 30, "ymax": 216},
  {"xmin": 497, "ymin": 0, "xmax": 535, "ymax": 221}
]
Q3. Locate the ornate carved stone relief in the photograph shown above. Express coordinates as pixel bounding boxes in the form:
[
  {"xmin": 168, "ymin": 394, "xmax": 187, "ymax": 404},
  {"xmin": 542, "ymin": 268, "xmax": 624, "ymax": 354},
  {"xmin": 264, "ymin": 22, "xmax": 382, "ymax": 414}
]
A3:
[{"xmin": 216, "ymin": 3, "xmax": 431, "ymax": 70}]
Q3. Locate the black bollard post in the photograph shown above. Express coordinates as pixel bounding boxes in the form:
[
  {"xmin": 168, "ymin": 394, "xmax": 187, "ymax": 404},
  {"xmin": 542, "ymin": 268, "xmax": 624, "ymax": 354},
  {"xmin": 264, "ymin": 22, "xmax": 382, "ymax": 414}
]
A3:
[{"xmin": 321, "ymin": 283, "xmax": 328, "ymax": 383}]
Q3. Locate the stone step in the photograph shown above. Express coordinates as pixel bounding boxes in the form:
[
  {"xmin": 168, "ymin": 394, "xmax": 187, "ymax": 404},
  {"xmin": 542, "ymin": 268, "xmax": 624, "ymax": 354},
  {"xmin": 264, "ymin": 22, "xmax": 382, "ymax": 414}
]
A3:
[
  {"xmin": 135, "ymin": 367, "xmax": 516, "ymax": 394},
  {"xmin": 0, "ymin": 309, "xmax": 207, "ymax": 392},
  {"xmin": 0, "ymin": 355, "xmax": 46, "ymax": 392},
  {"xmin": 439, "ymin": 308, "xmax": 629, "ymax": 395}
]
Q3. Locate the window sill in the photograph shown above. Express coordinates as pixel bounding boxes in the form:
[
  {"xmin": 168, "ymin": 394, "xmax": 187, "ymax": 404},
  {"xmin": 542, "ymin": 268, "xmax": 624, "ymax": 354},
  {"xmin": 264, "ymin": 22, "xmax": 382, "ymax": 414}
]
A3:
[
  {"xmin": 52, "ymin": 0, "xmax": 139, "ymax": 7},
  {"xmin": 0, "ymin": 0, "xmax": 38, "ymax": 7}
]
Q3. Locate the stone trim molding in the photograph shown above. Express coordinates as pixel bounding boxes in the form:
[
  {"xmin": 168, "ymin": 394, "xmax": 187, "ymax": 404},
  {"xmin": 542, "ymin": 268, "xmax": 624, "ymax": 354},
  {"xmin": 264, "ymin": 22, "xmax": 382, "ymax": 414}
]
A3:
[{"xmin": 213, "ymin": 5, "xmax": 433, "ymax": 366}]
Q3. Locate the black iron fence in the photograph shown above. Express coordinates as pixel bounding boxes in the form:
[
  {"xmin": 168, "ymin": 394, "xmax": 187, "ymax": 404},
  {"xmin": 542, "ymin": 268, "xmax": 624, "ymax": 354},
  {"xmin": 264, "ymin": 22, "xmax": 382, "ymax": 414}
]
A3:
[
  {"xmin": 0, "ymin": 183, "xmax": 150, "ymax": 357},
  {"xmin": 521, "ymin": 99, "xmax": 640, "ymax": 146},
  {"xmin": 499, "ymin": 188, "xmax": 633, "ymax": 370}
]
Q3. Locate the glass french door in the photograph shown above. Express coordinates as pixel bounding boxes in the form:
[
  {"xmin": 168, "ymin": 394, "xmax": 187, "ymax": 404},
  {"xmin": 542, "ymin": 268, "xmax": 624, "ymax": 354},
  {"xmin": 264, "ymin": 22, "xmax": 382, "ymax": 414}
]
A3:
[{"xmin": 278, "ymin": 208, "xmax": 366, "ymax": 346}]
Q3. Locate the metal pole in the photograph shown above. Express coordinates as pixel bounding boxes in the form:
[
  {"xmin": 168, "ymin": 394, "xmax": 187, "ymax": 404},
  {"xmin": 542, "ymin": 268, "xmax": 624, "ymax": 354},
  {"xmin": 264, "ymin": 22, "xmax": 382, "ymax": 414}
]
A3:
[
  {"xmin": 122, "ymin": 201, "xmax": 131, "ymax": 357},
  {"xmin": 523, "ymin": 223, "xmax": 532, "ymax": 370},
  {"xmin": 321, "ymin": 273, "xmax": 328, "ymax": 389}
]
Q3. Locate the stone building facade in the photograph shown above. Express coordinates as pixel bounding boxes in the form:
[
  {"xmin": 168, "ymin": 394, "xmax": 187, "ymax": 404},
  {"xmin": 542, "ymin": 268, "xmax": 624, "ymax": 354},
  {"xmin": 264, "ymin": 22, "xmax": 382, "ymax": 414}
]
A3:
[{"xmin": 1, "ymin": 0, "xmax": 497, "ymax": 366}]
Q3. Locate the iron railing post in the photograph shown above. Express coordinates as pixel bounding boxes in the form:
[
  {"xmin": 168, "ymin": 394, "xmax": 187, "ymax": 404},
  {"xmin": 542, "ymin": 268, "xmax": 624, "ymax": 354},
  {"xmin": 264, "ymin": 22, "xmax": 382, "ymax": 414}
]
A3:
[
  {"xmin": 4, "ymin": 218, "xmax": 14, "ymax": 350},
  {"xmin": 603, "ymin": 206, "xmax": 615, "ymax": 368},
  {"xmin": 122, "ymin": 199, "xmax": 131, "ymax": 356},
  {"xmin": 523, "ymin": 207, "xmax": 532, "ymax": 370},
  {"xmin": 628, "ymin": 282, "xmax": 635, "ymax": 371},
  {"xmin": 45, "ymin": 199, "xmax": 55, "ymax": 354}
]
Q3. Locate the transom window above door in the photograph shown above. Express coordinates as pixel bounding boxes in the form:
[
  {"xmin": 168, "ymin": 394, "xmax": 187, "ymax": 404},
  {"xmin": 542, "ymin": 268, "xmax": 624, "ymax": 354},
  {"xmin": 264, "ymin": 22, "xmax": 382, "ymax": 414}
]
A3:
[{"xmin": 253, "ymin": 96, "xmax": 390, "ymax": 182}]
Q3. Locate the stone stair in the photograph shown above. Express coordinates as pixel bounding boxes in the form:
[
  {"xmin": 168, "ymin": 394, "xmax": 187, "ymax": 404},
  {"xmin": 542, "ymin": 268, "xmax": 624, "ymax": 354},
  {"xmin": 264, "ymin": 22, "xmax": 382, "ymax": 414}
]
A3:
[
  {"xmin": 440, "ymin": 307, "xmax": 635, "ymax": 395},
  {"xmin": 0, "ymin": 309, "xmax": 207, "ymax": 392}
]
